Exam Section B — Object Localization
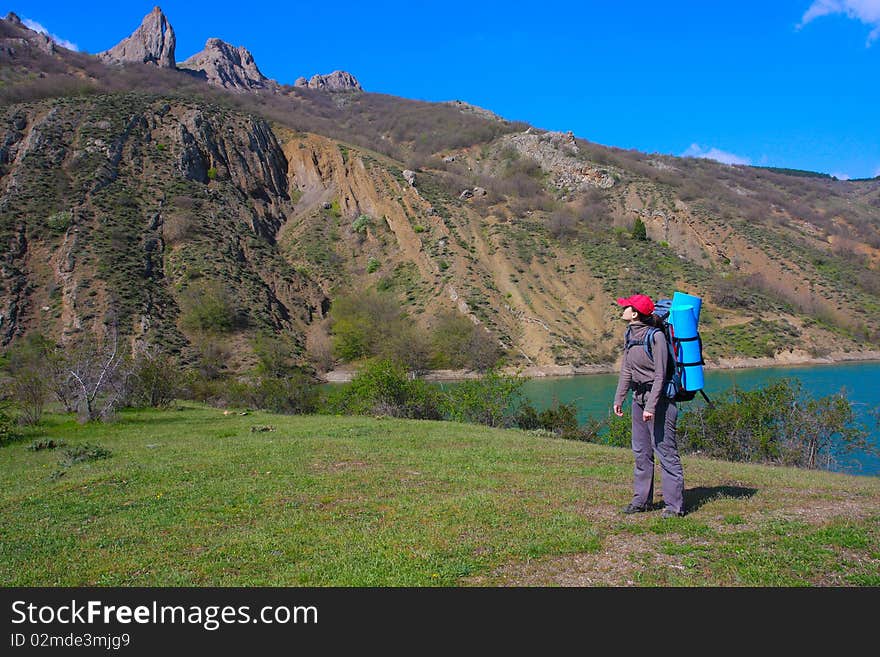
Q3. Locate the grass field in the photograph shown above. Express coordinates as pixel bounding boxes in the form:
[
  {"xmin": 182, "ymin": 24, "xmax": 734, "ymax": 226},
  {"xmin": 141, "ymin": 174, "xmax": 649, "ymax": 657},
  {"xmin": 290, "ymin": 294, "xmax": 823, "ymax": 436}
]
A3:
[{"xmin": 1, "ymin": 405, "xmax": 878, "ymax": 586}]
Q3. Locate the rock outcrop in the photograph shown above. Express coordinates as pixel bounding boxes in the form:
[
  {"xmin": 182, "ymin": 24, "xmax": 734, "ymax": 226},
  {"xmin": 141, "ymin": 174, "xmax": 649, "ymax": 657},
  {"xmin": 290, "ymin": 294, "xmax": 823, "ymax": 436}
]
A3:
[
  {"xmin": 499, "ymin": 130, "xmax": 616, "ymax": 191},
  {"xmin": 1, "ymin": 12, "xmax": 58, "ymax": 56},
  {"xmin": 444, "ymin": 100, "xmax": 504, "ymax": 122},
  {"xmin": 179, "ymin": 38, "xmax": 277, "ymax": 93},
  {"xmin": 99, "ymin": 6, "xmax": 176, "ymax": 68},
  {"xmin": 294, "ymin": 70, "xmax": 362, "ymax": 91}
]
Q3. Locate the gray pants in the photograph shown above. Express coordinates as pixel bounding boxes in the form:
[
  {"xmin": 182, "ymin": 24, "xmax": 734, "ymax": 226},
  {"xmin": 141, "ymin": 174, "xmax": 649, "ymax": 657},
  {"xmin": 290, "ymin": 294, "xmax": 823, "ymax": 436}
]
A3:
[{"xmin": 631, "ymin": 397, "xmax": 685, "ymax": 514}]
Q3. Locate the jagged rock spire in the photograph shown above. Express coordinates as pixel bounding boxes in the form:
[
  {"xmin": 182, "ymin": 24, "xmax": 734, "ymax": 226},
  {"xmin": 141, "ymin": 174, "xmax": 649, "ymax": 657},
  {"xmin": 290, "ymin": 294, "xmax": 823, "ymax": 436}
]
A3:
[
  {"xmin": 99, "ymin": 6, "xmax": 175, "ymax": 68},
  {"xmin": 179, "ymin": 38, "xmax": 276, "ymax": 92}
]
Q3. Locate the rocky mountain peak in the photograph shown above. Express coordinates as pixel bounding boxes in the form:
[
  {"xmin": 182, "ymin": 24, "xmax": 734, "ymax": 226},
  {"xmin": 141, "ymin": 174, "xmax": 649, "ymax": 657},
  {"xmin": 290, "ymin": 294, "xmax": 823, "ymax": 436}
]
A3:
[
  {"xmin": 1, "ymin": 11, "xmax": 57, "ymax": 55},
  {"xmin": 99, "ymin": 6, "xmax": 176, "ymax": 68},
  {"xmin": 178, "ymin": 38, "xmax": 277, "ymax": 92},
  {"xmin": 294, "ymin": 70, "xmax": 362, "ymax": 91}
]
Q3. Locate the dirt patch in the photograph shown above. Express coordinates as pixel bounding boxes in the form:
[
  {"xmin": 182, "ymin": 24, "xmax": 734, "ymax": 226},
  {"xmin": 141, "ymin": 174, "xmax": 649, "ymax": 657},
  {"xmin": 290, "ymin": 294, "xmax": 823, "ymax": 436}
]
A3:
[
  {"xmin": 766, "ymin": 495, "xmax": 877, "ymax": 525},
  {"xmin": 464, "ymin": 485, "xmax": 877, "ymax": 586},
  {"xmin": 465, "ymin": 532, "xmax": 686, "ymax": 586},
  {"xmin": 328, "ymin": 460, "xmax": 369, "ymax": 472}
]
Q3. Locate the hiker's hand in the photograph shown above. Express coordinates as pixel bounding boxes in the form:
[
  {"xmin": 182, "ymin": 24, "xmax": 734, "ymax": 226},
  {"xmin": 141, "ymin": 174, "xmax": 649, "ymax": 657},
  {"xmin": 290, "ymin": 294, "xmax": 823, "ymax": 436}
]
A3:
[
  {"xmin": 613, "ymin": 404, "xmax": 623, "ymax": 417},
  {"xmin": 643, "ymin": 410, "xmax": 654, "ymax": 422}
]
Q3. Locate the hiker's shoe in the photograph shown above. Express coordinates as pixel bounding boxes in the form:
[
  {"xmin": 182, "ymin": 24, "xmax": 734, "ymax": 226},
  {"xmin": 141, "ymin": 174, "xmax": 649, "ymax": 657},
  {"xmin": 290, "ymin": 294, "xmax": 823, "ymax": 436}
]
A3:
[
  {"xmin": 622, "ymin": 503, "xmax": 650, "ymax": 514},
  {"xmin": 662, "ymin": 508, "xmax": 685, "ymax": 519}
]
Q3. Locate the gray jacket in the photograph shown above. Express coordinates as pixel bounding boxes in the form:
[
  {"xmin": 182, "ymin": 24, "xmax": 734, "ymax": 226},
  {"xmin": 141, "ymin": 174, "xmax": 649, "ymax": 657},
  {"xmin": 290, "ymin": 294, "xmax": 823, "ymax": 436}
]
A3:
[{"xmin": 613, "ymin": 321, "xmax": 669, "ymax": 414}]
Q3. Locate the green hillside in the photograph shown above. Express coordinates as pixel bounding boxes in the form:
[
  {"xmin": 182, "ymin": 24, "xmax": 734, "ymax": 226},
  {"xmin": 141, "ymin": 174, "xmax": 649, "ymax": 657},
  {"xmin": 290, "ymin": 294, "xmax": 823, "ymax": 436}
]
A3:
[{"xmin": 1, "ymin": 406, "xmax": 878, "ymax": 586}]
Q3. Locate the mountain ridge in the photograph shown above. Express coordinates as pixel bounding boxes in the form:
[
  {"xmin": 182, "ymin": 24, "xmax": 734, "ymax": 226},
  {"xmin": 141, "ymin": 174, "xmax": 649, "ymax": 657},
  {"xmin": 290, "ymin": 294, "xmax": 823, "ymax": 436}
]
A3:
[
  {"xmin": 96, "ymin": 6, "xmax": 362, "ymax": 94},
  {"xmin": 1, "ymin": 8, "xmax": 878, "ymax": 376}
]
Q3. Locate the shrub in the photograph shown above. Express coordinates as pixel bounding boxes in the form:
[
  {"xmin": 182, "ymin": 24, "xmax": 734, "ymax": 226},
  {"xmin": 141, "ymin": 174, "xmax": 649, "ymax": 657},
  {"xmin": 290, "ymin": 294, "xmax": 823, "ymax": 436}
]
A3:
[
  {"xmin": 430, "ymin": 311, "xmax": 504, "ymax": 371},
  {"xmin": 514, "ymin": 403, "xmax": 540, "ymax": 430},
  {"xmin": 178, "ymin": 281, "xmax": 240, "ymax": 334},
  {"xmin": 366, "ymin": 257, "xmax": 380, "ymax": 273},
  {"xmin": 59, "ymin": 443, "xmax": 112, "ymax": 467},
  {"xmin": 679, "ymin": 379, "xmax": 874, "ymax": 470},
  {"xmin": 251, "ymin": 334, "xmax": 296, "ymax": 378},
  {"xmin": 6, "ymin": 333, "xmax": 55, "ymax": 425},
  {"xmin": 632, "ymin": 217, "xmax": 648, "ymax": 241},
  {"xmin": 27, "ymin": 439, "xmax": 66, "ymax": 451},
  {"xmin": 305, "ymin": 324, "xmax": 335, "ymax": 373},
  {"xmin": 46, "ymin": 210, "xmax": 72, "ymax": 233},
  {"xmin": 547, "ymin": 210, "xmax": 579, "ymax": 240},
  {"xmin": 537, "ymin": 401, "xmax": 580, "ymax": 437},
  {"xmin": 441, "ymin": 371, "xmax": 527, "ymax": 428},
  {"xmin": 515, "ymin": 399, "xmax": 583, "ymax": 438},
  {"xmin": 179, "ymin": 370, "xmax": 229, "ymax": 405},
  {"xmin": 383, "ymin": 326, "xmax": 432, "ymax": 374},
  {"xmin": 192, "ymin": 337, "xmax": 231, "ymax": 380},
  {"xmin": 329, "ymin": 289, "xmax": 419, "ymax": 364},
  {"xmin": 352, "ymin": 214, "xmax": 371, "ymax": 235},
  {"xmin": 163, "ymin": 213, "xmax": 197, "ymax": 246},
  {"xmin": 327, "ymin": 359, "xmax": 442, "ymax": 419},
  {"xmin": 598, "ymin": 413, "xmax": 632, "ymax": 448},
  {"xmin": 243, "ymin": 372, "xmax": 319, "ymax": 414},
  {"xmin": 0, "ymin": 405, "xmax": 20, "ymax": 446},
  {"xmin": 712, "ymin": 275, "xmax": 753, "ymax": 309},
  {"xmin": 127, "ymin": 350, "xmax": 180, "ymax": 408}
]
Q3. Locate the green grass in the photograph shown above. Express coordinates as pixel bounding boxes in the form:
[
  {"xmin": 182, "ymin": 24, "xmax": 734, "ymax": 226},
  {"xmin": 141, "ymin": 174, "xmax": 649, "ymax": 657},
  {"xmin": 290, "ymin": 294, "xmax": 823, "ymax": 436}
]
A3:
[{"xmin": 1, "ymin": 406, "xmax": 878, "ymax": 586}]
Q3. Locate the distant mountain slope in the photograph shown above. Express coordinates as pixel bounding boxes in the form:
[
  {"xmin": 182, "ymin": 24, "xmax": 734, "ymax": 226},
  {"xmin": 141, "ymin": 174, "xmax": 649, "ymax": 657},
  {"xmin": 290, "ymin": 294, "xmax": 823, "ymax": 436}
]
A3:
[{"xmin": 1, "ymin": 10, "xmax": 879, "ymax": 373}]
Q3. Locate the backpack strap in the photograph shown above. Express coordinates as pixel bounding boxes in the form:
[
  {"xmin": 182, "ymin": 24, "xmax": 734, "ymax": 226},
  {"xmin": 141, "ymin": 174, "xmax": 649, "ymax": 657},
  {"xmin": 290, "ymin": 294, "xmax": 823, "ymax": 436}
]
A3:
[
  {"xmin": 643, "ymin": 328, "xmax": 659, "ymax": 361},
  {"xmin": 624, "ymin": 327, "xmax": 661, "ymax": 361},
  {"xmin": 623, "ymin": 326, "xmax": 639, "ymax": 352}
]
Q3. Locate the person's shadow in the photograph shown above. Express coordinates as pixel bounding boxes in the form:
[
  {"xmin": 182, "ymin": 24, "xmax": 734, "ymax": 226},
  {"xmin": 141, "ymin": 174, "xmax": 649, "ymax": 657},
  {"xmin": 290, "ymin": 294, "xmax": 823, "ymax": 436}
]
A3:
[{"xmin": 683, "ymin": 485, "xmax": 758, "ymax": 514}]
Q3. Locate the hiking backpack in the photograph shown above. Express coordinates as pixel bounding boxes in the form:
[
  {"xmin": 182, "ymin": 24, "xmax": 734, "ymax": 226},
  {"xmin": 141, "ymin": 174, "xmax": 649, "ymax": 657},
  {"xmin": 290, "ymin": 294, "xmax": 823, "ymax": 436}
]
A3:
[{"xmin": 624, "ymin": 298, "xmax": 711, "ymax": 404}]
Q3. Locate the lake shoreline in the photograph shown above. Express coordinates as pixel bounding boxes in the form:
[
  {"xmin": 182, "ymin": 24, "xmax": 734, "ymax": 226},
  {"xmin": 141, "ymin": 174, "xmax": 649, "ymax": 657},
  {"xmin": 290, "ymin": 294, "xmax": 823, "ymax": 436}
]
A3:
[{"xmin": 321, "ymin": 349, "xmax": 880, "ymax": 382}]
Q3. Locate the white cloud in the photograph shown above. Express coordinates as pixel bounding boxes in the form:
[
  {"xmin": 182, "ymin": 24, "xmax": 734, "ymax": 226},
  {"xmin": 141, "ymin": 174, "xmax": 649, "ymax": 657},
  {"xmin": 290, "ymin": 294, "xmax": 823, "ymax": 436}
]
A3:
[
  {"xmin": 831, "ymin": 172, "xmax": 852, "ymax": 180},
  {"xmin": 798, "ymin": 1, "xmax": 880, "ymax": 44},
  {"xmin": 874, "ymin": 165, "xmax": 880, "ymax": 178},
  {"xmin": 682, "ymin": 143, "xmax": 752, "ymax": 166},
  {"xmin": 22, "ymin": 18, "xmax": 79, "ymax": 51}
]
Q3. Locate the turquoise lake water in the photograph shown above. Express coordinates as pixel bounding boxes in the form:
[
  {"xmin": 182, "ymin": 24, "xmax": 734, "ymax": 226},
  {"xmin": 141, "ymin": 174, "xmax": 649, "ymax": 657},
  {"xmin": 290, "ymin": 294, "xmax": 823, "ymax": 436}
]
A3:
[
  {"xmin": 332, "ymin": 361, "xmax": 880, "ymax": 476},
  {"xmin": 503, "ymin": 361, "xmax": 880, "ymax": 477}
]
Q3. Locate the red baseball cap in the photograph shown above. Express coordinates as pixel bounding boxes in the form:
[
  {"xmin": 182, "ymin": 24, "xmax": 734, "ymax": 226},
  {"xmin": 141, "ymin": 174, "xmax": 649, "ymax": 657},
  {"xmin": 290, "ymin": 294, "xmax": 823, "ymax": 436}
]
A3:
[{"xmin": 616, "ymin": 294, "xmax": 654, "ymax": 315}]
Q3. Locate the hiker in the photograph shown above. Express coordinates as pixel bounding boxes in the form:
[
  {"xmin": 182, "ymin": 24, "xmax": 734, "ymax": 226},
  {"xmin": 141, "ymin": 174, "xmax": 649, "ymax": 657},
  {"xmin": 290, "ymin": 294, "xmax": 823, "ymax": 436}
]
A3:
[{"xmin": 612, "ymin": 294, "xmax": 685, "ymax": 518}]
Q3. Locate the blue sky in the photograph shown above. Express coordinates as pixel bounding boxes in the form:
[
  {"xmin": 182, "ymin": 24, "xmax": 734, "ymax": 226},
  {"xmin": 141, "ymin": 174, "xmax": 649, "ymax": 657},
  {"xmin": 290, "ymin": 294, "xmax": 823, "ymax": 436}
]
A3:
[{"xmin": 8, "ymin": 1, "xmax": 880, "ymax": 179}]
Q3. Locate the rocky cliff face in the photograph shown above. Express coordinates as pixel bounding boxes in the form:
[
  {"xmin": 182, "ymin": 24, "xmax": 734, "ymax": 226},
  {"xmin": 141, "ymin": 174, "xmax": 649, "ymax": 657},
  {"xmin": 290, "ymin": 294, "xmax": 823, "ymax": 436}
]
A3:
[
  {"xmin": 179, "ymin": 38, "xmax": 277, "ymax": 93},
  {"xmin": 99, "ymin": 6, "xmax": 176, "ymax": 68},
  {"xmin": 294, "ymin": 71, "xmax": 362, "ymax": 91},
  {"xmin": 0, "ymin": 95, "xmax": 328, "ymax": 360}
]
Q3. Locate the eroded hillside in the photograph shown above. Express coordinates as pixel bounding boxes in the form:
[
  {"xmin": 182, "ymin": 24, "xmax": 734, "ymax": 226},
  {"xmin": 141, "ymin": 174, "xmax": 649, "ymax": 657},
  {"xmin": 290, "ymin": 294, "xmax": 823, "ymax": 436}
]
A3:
[
  {"xmin": 0, "ymin": 95, "xmax": 328, "ymax": 369},
  {"xmin": 1, "ymin": 79, "xmax": 880, "ymax": 371}
]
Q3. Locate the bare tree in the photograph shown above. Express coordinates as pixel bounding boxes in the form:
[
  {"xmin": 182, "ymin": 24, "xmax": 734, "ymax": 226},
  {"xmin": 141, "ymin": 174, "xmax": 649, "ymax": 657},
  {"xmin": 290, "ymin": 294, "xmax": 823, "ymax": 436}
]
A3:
[{"xmin": 68, "ymin": 329, "xmax": 130, "ymax": 423}]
